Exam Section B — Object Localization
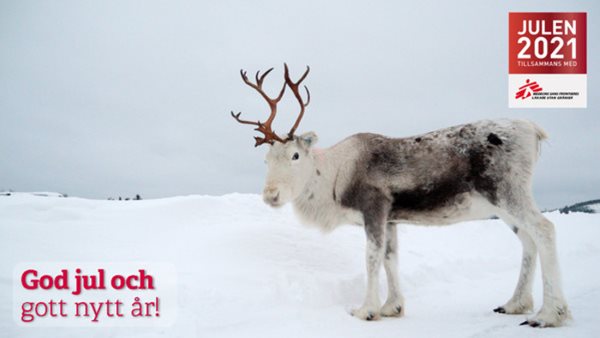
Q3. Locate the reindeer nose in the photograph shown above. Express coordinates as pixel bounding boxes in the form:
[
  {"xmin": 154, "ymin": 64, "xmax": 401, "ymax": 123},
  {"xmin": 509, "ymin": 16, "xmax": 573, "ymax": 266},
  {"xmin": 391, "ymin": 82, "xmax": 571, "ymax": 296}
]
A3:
[{"xmin": 263, "ymin": 187, "xmax": 280, "ymax": 206}]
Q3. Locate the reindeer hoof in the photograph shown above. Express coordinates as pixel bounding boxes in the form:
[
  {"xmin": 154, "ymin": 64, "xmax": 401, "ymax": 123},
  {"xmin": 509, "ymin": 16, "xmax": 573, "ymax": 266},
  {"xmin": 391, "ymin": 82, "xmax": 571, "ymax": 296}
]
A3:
[
  {"xmin": 494, "ymin": 298, "xmax": 533, "ymax": 314},
  {"xmin": 380, "ymin": 301, "xmax": 404, "ymax": 317},
  {"xmin": 517, "ymin": 304, "xmax": 570, "ymax": 328},
  {"xmin": 351, "ymin": 306, "xmax": 380, "ymax": 321},
  {"xmin": 520, "ymin": 320, "xmax": 542, "ymax": 327}
]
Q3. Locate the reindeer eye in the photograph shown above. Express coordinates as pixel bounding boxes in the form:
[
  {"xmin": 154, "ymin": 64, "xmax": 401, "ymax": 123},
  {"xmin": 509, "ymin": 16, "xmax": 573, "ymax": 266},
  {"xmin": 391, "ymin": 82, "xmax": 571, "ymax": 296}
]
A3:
[{"xmin": 292, "ymin": 152, "xmax": 300, "ymax": 160}]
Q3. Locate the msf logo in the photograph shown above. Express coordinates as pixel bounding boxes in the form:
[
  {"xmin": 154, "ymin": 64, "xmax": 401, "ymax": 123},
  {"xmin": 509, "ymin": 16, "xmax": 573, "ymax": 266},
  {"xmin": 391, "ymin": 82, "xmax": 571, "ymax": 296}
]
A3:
[{"xmin": 515, "ymin": 79, "xmax": 543, "ymax": 100}]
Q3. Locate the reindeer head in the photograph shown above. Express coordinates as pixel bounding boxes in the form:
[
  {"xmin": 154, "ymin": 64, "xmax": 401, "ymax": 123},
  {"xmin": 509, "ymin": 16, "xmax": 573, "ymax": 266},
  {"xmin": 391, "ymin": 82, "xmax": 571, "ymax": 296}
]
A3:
[{"xmin": 231, "ymin": 64, "xmax": 317, "ymax": 207}]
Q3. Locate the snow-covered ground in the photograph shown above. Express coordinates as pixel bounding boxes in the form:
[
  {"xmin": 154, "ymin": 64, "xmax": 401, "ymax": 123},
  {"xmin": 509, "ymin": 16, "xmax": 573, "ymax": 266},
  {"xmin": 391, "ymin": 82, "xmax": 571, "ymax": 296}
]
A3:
[{"xmin": 1, "ymin": 193, "xmax": 599, "ymax": 337}]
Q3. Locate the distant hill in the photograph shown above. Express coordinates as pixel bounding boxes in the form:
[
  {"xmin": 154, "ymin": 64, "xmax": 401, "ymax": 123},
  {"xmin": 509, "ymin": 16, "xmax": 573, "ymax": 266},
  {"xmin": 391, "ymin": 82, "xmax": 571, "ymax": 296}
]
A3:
[
  {"xmin": 0, "ymin": 191, "xmax": 67, "ymax": 198},
  {"xmin": 557, "ymin": 199, "xmax": 600, "ymax": 214}
]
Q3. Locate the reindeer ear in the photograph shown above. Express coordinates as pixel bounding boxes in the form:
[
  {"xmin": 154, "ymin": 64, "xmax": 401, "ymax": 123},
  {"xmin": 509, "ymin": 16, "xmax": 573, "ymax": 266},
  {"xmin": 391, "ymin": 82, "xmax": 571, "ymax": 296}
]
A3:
[{"xmin": 297, "ymin": 131, "xmax": 318, "ymax": 149}]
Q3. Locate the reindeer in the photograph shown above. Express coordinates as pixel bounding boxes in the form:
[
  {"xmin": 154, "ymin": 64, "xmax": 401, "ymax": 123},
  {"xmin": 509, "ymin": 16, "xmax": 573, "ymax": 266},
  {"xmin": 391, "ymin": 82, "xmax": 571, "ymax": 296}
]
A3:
[{"xmin": 230, "ymin": 64, "xmax": 570, "ymax": 327}]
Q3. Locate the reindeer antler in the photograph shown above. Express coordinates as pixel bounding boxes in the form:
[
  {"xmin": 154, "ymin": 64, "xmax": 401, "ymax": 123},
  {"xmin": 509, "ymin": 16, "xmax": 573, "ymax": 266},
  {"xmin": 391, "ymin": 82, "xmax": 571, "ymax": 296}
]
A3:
[
  {"xmin": 284, "ymin": 63, "xmax": 310, "ymax": 140},
  {"xmin": 230, "ymin": 67, "xmax": 287, "ymax": 146},
  {"xmin": 231, "ymin": 64, "xmax": 310, "ymax": 146}
]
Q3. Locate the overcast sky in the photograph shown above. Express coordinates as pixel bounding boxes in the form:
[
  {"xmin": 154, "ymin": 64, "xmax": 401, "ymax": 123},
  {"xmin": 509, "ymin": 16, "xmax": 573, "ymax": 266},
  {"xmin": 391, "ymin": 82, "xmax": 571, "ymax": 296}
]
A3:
[{"xmin": 1, "ymin": 0, "xmax": 598, "ymax": 209}]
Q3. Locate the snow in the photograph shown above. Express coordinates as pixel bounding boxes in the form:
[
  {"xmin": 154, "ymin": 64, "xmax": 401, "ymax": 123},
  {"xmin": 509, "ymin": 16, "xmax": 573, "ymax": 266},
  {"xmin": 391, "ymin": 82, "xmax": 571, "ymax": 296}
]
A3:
[{"xmin": 1, "ymin": 193, "xmax": 599, "ymax": 337}]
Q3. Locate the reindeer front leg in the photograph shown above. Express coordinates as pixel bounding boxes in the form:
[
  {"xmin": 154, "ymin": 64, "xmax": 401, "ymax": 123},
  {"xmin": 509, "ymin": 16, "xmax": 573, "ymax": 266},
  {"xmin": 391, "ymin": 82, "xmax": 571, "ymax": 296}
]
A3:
[
  {"xmin": 351, "ymin": 220, "xmax": 386, "ymax": 321},
  {"xmin": 350, "ymin": 192, "xmax": 390, "ymax": 321}
]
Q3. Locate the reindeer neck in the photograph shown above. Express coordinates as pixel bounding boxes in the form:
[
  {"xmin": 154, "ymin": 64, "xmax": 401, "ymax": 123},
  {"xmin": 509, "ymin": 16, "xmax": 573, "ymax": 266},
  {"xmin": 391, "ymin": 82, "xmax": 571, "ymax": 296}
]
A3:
[{"xmin": 291, "ymin": 142, "xmax": 359, "ymax": 231}]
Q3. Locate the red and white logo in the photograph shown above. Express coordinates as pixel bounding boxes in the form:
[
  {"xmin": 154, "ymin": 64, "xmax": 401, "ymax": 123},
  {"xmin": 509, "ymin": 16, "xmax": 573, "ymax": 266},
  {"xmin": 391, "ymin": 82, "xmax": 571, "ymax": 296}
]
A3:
[
  {"xmin": 508, "ymin": 12, "xmax": 587, "ymax": 108},
  {"xmin": 515, "ymin": 79, "xmax": 543, "ymax": 100}
]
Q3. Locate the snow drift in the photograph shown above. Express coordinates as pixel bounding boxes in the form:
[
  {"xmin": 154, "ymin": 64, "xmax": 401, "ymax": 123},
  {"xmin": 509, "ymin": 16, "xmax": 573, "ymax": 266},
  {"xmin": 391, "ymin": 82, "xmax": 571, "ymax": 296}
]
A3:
[{"xmin": 1, "ymin": 193, "xmax": 599, "ymax": 337}]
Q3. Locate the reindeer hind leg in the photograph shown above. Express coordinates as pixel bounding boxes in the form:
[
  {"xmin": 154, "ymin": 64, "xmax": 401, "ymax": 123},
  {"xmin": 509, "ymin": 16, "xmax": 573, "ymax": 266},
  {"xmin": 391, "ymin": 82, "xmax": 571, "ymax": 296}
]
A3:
[
  {"xmin": 380, "ymin": 222, "xmax": 405, "ymax": 317},
  {"xmin": 498, "ymin": 195, "xmax": 570, "ymax": 327},
  {"xmin": 494, "ymin": 220, "xmax": 536, "ymax": 315}
]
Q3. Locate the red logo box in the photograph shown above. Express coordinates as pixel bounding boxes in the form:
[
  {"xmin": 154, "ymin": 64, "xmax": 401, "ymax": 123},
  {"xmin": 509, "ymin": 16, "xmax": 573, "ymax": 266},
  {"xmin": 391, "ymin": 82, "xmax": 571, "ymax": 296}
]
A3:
[{"xmin": 509, "ymin": 12, "xmax": 586, "ymax": 74}]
